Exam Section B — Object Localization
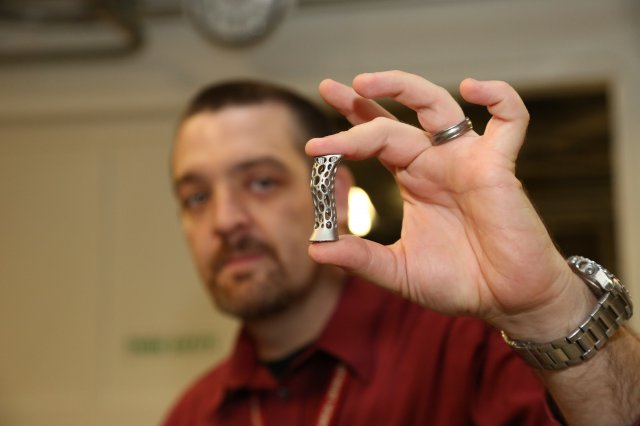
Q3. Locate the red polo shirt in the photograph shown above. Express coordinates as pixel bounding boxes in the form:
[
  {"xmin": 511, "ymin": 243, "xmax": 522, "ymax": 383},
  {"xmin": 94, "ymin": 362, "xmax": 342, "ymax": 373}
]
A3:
[{"xmin": 162, "ymin": 277, "xmax": 558, "ymax": 425}]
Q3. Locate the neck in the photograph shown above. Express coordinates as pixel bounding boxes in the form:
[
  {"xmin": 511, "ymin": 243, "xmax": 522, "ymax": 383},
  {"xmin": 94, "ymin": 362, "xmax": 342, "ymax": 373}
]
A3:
[{"xmin": 245, "ymin": 266, "xmax": 345, "ymax": 361}]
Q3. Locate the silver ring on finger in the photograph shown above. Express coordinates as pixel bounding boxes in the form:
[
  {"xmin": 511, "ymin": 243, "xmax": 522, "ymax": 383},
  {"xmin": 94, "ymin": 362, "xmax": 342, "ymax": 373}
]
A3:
[{"xmin": 431, "ymin": 117, "xmax": 473, "ymax": 145}]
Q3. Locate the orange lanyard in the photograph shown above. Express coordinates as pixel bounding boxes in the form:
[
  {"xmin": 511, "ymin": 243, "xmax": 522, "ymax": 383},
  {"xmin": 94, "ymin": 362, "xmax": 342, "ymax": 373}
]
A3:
[{"xmin": 250, "ymin": 364, "xmax": 348, "ymax": 426}]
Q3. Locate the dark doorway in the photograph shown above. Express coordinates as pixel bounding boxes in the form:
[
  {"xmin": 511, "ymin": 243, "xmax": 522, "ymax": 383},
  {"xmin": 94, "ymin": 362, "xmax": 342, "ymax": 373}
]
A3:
[{"xmin": 333, "ymin": 88, "xmax": 617, "ymax": 270}]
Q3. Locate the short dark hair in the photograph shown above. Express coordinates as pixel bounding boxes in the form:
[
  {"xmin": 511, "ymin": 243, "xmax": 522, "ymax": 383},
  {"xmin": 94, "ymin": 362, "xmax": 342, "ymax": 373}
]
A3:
[{"xmin": 180, "ymin": 79, "xmax": 336, "ymax": 152}]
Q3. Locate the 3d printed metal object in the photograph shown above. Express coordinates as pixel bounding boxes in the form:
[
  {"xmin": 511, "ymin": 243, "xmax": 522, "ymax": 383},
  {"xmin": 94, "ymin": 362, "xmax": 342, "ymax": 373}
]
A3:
[{"xmin": 309, "ymin": 154, "xmax": 343, "ymax": 242}]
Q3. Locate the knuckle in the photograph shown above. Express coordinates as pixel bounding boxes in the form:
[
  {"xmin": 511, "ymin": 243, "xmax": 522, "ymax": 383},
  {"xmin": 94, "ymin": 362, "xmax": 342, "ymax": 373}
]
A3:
[{"xmin": 370, "ymin": 116, "xmax": 393, "ymax": 127}]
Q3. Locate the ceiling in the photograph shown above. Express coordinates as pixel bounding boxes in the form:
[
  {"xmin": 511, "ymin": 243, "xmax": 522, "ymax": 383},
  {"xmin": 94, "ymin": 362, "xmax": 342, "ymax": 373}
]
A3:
[
  {"xmin": 0, "ymin": 0, "xmax": 143, "ymax": 61},
  {"xmin": 0, "ymin": 0, "xmax": 451, "ymax": 61}
]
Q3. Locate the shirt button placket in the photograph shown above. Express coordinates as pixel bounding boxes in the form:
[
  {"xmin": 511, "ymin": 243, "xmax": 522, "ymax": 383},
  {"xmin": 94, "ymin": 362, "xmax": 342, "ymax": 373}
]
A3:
[{"xmin": 276, "ymin": 386, "xmax": 290, "ymax": 400}]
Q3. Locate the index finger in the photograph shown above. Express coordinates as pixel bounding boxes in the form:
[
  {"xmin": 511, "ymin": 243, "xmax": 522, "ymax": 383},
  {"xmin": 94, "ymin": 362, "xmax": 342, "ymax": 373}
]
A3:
[{"xmin": 305, "ymin": 116, "xmax": 428, "ymax": 168}]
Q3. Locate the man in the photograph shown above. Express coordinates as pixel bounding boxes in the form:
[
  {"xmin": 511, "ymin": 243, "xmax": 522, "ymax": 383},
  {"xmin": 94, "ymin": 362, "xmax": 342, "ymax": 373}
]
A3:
[{"xmin": 164, "ymin": 71, "xmax": 639, "ymax": 425}]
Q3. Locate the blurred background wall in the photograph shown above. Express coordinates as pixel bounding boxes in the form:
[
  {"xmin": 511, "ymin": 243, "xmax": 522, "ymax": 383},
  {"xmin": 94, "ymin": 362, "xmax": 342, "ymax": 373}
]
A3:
[{"xmin": 1, "ymin": 0, "xmax": 639, "ymax": 424}]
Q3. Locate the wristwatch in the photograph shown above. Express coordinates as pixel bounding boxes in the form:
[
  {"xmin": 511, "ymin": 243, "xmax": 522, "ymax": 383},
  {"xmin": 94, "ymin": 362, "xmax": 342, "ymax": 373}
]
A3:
[{"xmin": 502, "ymin": 255, "xmax": 634, "ymax": 370}]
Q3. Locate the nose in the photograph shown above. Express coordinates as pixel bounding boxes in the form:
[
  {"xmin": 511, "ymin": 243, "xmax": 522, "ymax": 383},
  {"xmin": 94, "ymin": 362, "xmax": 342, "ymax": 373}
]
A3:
[{"xmin": 210, "ymin": 187, "xmax": 250, "ymax": 236}]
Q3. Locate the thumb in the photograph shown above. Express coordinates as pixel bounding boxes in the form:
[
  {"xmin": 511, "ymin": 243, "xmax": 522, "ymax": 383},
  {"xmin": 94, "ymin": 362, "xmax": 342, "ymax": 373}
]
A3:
[{"xmin": 308, "ymin": 234, "xmax": 403, "ymax": 293}]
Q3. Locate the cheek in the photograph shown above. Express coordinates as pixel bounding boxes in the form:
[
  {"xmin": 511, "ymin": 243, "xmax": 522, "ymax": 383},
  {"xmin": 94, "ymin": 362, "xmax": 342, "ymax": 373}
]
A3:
[
  {"xmin": 260, "ymin": 186, "xmax": 314, "ymax": 234},
  {"xmin": 183, "ymin": 221, "xmax": 212, "ymax": 271},
  {"xmin": 284, "ymin": 196, "xmax": 315, "ymax": 235},
  {"xmin": 273, "ymin": 199, "xmax": 316, "ymax": 262}
]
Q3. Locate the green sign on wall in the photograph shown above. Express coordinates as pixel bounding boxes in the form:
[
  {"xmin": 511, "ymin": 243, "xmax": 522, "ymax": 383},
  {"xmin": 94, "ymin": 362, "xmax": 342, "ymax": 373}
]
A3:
[{"xmin": 127, "ymin": 334, "xmax": 217, "ymax": 355}]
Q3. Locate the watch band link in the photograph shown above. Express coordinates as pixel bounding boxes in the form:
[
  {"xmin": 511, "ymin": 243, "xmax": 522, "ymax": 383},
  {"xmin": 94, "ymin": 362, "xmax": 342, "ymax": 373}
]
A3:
[
  {"xmin": 502, "ymin": 256, "xmax": 633, "ymax": 370},
  {"xmin": 503, "ymin": 290, "xmax": 628, "ymax": 370}
]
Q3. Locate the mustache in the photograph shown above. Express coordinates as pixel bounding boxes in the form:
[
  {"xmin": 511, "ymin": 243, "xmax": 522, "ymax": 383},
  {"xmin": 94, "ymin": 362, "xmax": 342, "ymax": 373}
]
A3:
[{"xmin": 211, "ymin": 234, "xmax": 278, "ymax": 274}]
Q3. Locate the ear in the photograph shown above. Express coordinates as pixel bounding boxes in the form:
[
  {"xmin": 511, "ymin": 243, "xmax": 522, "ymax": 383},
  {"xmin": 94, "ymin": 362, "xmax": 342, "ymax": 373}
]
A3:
[{"xmin": 334, "ymin": 165, "xmax": 354, "ymax": 233}]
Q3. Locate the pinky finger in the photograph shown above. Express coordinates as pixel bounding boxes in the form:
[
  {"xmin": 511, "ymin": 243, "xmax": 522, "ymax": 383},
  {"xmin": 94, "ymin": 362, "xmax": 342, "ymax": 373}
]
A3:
[{"xmin": 459, "ymin": 78, "xmax": 530, "ymax": 159}]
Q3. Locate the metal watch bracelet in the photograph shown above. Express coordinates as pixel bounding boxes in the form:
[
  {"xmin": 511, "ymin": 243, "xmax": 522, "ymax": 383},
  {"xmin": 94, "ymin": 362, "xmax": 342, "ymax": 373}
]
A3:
[{"xmin": 502, "ymin": 256, "xmax": 633, "ymax": 370}]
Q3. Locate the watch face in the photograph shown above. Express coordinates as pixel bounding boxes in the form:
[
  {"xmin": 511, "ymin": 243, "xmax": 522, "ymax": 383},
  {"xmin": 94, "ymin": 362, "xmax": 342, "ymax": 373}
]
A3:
[{"xmin": 184, "ymin": 0, "xmax": 294, "ymax": 46}]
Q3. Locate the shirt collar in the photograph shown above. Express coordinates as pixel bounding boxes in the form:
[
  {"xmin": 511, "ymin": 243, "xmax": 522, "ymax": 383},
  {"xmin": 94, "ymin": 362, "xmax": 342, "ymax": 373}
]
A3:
[
  {"xmin": 225, "ymin": 328, "xmax": 277, "ymax": 390},
  {"xmin": 205, "ymin": 329, "xmax": 277, "ymax": 416},
  {"xmin": 312, "ymin": 275, "xmax": 384, "ymax": 383},
  {"xmin": 212, "ymin": 276, "xmax": 387, "ymax": 410}
]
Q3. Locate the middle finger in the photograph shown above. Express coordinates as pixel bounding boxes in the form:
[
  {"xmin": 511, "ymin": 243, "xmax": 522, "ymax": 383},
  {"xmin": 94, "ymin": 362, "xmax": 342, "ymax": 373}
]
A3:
[{"xmin": 352, "ymin": 71, "xmax": 466, "ymax": 135}]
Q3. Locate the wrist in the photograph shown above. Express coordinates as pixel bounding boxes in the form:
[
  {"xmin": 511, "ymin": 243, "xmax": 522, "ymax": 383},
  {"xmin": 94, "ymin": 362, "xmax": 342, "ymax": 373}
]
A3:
[{"xmin": 500, "ymin": 265, "xmax": 596, "ymax": 342}]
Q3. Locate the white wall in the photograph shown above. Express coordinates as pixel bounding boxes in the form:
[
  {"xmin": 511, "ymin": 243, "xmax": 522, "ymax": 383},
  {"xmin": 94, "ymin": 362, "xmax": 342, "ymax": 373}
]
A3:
[{"xmin": 1, "ymin": 0, "xmax": 639, "ymax": 424}]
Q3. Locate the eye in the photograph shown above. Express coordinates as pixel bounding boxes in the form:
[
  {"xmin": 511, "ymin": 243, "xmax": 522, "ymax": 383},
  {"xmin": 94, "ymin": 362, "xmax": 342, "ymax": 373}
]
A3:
[
  {"xmin": 182, "ymin": 190, "xmax": 210, "ymax": 210},
  {"xmin": 247, "ymin": 176, "xmax": 280, "ymax": 193}
]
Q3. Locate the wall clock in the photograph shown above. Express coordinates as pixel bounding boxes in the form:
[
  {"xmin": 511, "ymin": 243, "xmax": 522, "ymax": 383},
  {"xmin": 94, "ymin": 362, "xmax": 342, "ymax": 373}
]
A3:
[{"xmin": 183, "ymin": 0, "xmax": 295, "ymax": 47}]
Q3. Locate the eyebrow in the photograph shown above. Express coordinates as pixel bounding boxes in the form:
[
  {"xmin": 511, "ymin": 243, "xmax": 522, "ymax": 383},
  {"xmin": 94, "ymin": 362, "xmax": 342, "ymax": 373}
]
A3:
[
  {"xmin": 173, "ymin": 156, "xmax": 290, "ymax": 193},
  {"xmin": 173, "ymin": 173, "xmax": 207, "ymax": 194}
]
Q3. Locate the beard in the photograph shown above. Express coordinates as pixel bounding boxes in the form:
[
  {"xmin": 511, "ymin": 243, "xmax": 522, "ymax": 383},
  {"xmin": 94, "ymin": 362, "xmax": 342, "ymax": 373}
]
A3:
[{"xmin": 206, "ymin": 233, "xmax": 316, "ymax": 321}]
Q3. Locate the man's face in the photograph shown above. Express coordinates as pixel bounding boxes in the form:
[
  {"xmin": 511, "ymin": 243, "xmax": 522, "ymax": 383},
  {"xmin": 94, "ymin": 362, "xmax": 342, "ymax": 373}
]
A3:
[{"xmin": 172, "ymin": 103, "xmax": 319, "ymax": 320}]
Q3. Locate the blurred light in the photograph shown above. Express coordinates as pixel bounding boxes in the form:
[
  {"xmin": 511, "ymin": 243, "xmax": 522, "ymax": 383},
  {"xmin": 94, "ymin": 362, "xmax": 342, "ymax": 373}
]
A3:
[{"xmin": 348, "ymin": 186, "xmax": 376, "ymax": 237}]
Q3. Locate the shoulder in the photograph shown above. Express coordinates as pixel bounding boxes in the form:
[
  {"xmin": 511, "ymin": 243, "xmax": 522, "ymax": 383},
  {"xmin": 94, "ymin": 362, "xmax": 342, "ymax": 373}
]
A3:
[
  {"xmin": 161, "ymin": 359, "xmax": 230, "ymax": 426},
  {"xmin": 355, "ymin": 276, "xmax": 492, "ymax": 340},
  {"xmin": 353, "ymin": 277, "xmax": 509, "ymax": 365}
]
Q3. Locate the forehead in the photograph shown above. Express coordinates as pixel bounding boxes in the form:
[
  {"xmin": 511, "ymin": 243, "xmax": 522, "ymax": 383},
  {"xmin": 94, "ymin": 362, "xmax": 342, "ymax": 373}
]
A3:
[{"xmin": 173, "ymin": 103, "xmax": 307, "ymax": 180}]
